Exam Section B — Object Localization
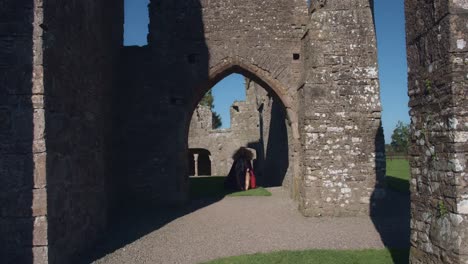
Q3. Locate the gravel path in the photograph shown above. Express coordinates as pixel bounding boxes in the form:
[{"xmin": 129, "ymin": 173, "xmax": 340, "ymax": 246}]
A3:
[{"xmin": 85, "ymin": 188, "xmax": 409, "ymax": 264}]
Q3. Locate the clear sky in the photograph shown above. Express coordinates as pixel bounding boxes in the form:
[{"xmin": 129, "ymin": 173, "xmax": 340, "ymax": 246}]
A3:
[
  {"xmin": 124, "ymin": 0, "xmax": 410, "ymax": 143},
  {"xmin": 374, "ymin": 0, "xmax": 410, "ymax": 143}
]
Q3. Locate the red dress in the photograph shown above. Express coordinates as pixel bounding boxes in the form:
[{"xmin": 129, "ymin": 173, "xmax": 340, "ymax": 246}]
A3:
[{"xmin": 249, "ymin": 169, "xmax": 257, "ymax": 189}]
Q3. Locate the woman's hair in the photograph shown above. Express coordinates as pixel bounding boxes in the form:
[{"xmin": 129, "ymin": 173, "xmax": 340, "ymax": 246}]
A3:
[{"xmin": 232, "ymin": 147, "xmax": 254, "ymax": 160}]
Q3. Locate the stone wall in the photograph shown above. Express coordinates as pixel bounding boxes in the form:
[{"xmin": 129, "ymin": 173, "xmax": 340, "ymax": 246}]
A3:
[
  {"xmin": 188, "ymin": 79, "xmax": 292, "ymax": 187},
  {"xmin": 405, "ymin": 0, "xmax": 468, "ymax": 263},
  {"xmin": 113, "ymin": 0, "xmax": 308, "ymax": 205},
  {"xmin": 299, "ymin": 0, "xmax": 385, "ymax": 216},
  {"xmin": 42, "ymin": 0, "xmax": 123, "ymax": 263},
  {"xmin": 188, "ymin": 80, "xmax": 262, "ymax": 177},
  {"xmin": 0, "ymin": 0, "xmax": 47, "ymax": 262},
  {"xmin": 6, "ymin": 0, "xmax": 468, "ymax": 263}
]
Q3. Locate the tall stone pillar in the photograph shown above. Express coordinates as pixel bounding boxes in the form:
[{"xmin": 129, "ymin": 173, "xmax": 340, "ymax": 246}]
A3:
[
  {"xmin": 299, "ymin": 0, "xmax": 385, "ymax": 216},
  {"xmin": 405, "ymin": 1, "xmax": 468, "ymax": 263},
  {"xmin": 0, "ymin": 0, "xmax": 48, "ymax": 262}
]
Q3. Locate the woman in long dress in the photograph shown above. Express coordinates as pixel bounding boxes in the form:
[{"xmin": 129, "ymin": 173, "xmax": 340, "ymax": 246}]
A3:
[{"xmin": 224, "ymin": 147, "xmax": 254, "ymax": 191}]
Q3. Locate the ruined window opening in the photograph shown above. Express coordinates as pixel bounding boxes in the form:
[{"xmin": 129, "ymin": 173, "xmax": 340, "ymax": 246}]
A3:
[
  {"xmin": 293, "ymin": 53, "xmax": 300, "ymax": 60},
  {"xmin": 124, "ymin": 0, "xmax": 150, "ymax": 46},
  {"xmin": 188, "ymin": 149, "xmax": 212, "ymax": 177},
  {"xmin": 232, "ymin": 105, "xmax": 240, "ymax": 112},
  {"xmin": 195, "ymin": 73, "xmax": 246, "ymax": 130}
]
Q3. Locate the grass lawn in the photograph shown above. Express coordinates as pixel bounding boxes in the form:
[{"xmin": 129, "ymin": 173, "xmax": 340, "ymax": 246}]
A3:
[
  {"xmin": 385, "ymin": 158, "xmax": 410, "ymax": 193},
  {"xmin": 190, "ymin": 176, "xmax": 271, "ymax": 199},
  {"xmin": 203, "ymin": 249, "xmax": 409, "ymax": 264}
]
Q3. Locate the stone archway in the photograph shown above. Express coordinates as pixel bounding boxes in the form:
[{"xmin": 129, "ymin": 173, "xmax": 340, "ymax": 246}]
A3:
[
  {"xmin": 186, "ymin": 61, "xmax": 301, "ymax": 193},
  {"xmin": 189, "ymin": 58, "xmax": 300, "ymax": 140}
]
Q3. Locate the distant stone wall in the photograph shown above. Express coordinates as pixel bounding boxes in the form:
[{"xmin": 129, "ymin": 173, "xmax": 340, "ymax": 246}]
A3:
[
  {"xmin": 113, "ymin": 0, "xmax": 308, "ymax": 205},
  {"xmin": 188, "ymin": 79, "xmax": 293, "ymax": 188},
  {"xmin": 405, "ymin": 0, "xmax": 468, "ymax": 263},
  {"xmin": 188, "ymin": 80, "xmax": 265, "ymax": 177}
]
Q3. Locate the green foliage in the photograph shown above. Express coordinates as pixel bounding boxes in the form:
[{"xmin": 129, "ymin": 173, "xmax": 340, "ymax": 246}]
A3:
[
  {"xmin": 438, "ymin": 201, "xmax": 448, "ymax": 218},
  {"xmin": 200, "ymin": 90, "xmax": 215, "ymax": 108},
  {"xmin": 390, "ymin": 121, "xmax": 410, "ymax": 154},
  {"xmin": 200, "ymin": 91, "xmax": 223, "ymax": 129},
  {"xmin": 424, "ymin": 79, "xmax": 433, "ymax": 94},
  {"xmin": 203, "ymin": 249, "xmax": 409, "ymax": 264},
  {"xmin": 212, "ymin": 112, "xmax": 223, "ymax": 129}
]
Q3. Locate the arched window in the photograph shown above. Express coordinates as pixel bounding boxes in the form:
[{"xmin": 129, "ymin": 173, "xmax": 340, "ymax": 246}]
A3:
[{"xmin": 188, "ymin": 149, "xmax": 212, "ymax": 176}]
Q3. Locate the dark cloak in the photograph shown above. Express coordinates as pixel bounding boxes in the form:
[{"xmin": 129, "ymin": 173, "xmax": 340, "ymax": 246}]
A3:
[{"xmin": 224, "ymin": 148, "xmax": 253, "ymax": 191}]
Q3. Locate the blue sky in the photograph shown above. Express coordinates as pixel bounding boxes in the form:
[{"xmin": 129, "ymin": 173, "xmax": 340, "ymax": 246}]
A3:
[{"xmin": 124, "ymin": 0, "xmax": 409, "ymax": 143}]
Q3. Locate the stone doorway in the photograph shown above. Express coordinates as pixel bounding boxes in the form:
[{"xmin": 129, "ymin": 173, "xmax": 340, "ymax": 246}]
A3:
[
  {"xmin": 188, "ymin": 148, "xmax": 212, "ymax": 176},
  {"xmin": 187, "ymin": 69, "xmax": 298, "ymax": 191}
]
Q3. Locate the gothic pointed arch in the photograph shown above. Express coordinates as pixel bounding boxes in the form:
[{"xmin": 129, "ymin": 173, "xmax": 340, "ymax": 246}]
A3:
[{"xmin": 187, "ymin": 57, "xmax": 300, "ymax": 140}]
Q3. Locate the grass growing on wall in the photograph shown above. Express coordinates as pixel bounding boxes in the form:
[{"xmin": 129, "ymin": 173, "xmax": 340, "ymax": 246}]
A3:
[
  {"xmin": 190, "ymin": 176, "xmax": 271, "ymax": 199},
  {"xmin": 203, "ymin": 249, "xmax": 409, "ymax": 264},
  {"xmin": 386, "ymin": 158, "xmax": 410, "ymax": 193}
]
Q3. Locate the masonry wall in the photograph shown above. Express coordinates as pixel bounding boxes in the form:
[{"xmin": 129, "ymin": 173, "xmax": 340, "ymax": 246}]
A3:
[
  {"xmin": 3, "ymin": 0, "xmax": 468, "ymax": 263},
  {"xmin": 42, "ymin": 0, "xmax": 123, "ymax": 262},
  {"xmin": 188, "ymin": 80, "xmax": 292, "ymax": 187},
  {"xmin": 0, "ymin": 0, "xmax": 48, "ymax": 262},
  {"xmin": 114, "ymin": 0, "xmax": 308, "ymax": 205},
  {"xmin": 299, "ymin": 0, "xmax": 385, "ymax": 216},
  {"xmin": 188, "ymin": 80, "xmax": 262, "ymax": 176},
  {"xmin": 405, "ymin": 0, "xmax": 468, "ymax": 263}
]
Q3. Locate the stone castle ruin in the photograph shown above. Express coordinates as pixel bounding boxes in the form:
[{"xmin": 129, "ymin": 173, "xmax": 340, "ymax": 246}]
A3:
[
  {"xmin": 1, "ymin": 0, "xmax": 466, "ymax": 263},
  {"xmin": 188, "ymin": 79, "xmax": 294, "ymax": 188}
]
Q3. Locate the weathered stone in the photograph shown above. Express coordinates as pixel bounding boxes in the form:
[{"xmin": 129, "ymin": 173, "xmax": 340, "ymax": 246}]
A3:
[
  {"xmin": 458, "ymin": 200, "xmax": 468, "ymax": 214},
  {"xmin": 406, "ymin": 0, "xmax": 468, "ymax": 262},
  {"xmin": 1, "ymin": 0, "xmax": 466, "ymax": 263},
  {"xmin": 33, "ymin": 216, "xmax": 47, "ymax": 246},
  {"xmin": 188, "ymin": 79, "xmax": 293, "ymax": 187},
  {"xmin": 33, "ymin": 153, "xmax": 46, "ymax": 188}
]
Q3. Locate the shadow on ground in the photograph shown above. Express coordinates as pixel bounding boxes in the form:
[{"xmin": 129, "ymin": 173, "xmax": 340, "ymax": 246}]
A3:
[
  {"xmin": 77, "ymin": 176, "xmax": 271, "ymax": 263},
  {"xmin": 371, "ymin": 124, "xmax": 411, "ymax": 264},
  {"xmin": 76, "ymin": 196, "xmax": 224, "ymax": 263},
  {"xmin": 385, "ymin": 175, "xmax": 410, "ymax": 194},
  {"xmin": 371, "ymin": 189, "xmax": 411, "ymax": 264}
]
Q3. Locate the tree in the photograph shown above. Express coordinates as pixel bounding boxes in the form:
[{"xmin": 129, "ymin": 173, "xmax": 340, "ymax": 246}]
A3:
[
  {"xmin": 390, "ymin": 121, "xmax": 410, "ymax": 154},
  {"xmin": 200, "ymin": 91, "xmax": 223, "ymax": 129},
  {"xmin": 212, "ymin": 112, "xmax": 222, "ymax": 129},
  {"xmin": 199, "ymin": 90, "xmax": 214, "ymax": 108}
]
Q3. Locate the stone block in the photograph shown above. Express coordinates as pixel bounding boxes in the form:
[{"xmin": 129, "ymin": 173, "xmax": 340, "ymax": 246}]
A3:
[
  {"xmin": 33, "ymin": 216, "xmax": 47, "ymax": 246},
  {"xmin": 32, "ymin": 188, "xmax": 47, "ymax": 217},
  {"xmin": 33, "ymin": 153, "xmax": 47, "ymax": 188}
]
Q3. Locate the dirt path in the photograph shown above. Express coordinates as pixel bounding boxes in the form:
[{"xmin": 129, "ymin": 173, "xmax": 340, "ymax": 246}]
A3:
[{"xmin": 86, "ymin": 188, "xmax": 409, "ymax": 264}]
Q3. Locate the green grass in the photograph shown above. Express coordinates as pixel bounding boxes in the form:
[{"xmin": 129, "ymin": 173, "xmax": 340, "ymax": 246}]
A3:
[
  {"xmin": 202, "ymin": 249, "xmax": 409, "ymax": 264},
  {"xmin": 228, "ymin": 187, "xmax": 272, "ymax": 197},
  {"xmin": 386, "ymin": 158, "xmax": 410, "ymax": 193},
  {"xmin": 190, "ymin": 176, "xmax": 271, "ymax": 199}
]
